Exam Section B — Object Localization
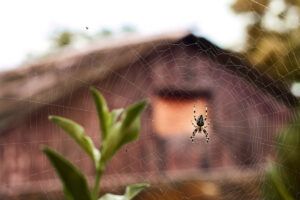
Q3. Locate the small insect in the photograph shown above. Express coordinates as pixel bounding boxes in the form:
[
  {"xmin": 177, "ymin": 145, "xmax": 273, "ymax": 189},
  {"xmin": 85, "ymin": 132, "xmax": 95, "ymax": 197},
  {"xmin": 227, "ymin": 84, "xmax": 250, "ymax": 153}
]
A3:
[
  {"xmin": 85, "ymin": 26, "xmax": 89, "ymax": 30},
  {"xmin": 191, "ymin": 105, "xmax": 210, "ymax": 143}
]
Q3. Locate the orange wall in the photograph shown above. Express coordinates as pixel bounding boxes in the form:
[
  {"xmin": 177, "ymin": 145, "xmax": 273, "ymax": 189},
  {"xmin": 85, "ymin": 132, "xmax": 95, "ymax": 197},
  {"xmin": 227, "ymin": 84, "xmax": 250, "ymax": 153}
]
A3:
[{"xmin": 153, "ymin": 98, "xmax": 210, "ymax": 138}]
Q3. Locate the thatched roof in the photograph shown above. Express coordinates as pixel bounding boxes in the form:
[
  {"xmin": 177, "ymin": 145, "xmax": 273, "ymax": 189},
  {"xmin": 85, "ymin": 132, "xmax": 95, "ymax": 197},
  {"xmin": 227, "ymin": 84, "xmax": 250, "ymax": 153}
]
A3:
[{"xmin": 0, "ymin": 32, "xmax": 297, "ymax": 132}]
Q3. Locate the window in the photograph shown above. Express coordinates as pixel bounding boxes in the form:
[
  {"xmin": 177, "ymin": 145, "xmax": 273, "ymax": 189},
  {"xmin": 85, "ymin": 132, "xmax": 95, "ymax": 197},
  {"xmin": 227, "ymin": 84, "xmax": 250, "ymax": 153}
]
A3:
[{"xmin": 152, "ymin": 96, "xmax": 210, "ymax": 137}]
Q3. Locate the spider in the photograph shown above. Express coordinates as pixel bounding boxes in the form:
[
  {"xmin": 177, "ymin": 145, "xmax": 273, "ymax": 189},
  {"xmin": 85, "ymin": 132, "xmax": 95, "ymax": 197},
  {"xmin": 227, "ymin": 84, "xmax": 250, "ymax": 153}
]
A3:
[{"xmin": 190, "ymin": 105, "xmax": 210, "ymax": 143}]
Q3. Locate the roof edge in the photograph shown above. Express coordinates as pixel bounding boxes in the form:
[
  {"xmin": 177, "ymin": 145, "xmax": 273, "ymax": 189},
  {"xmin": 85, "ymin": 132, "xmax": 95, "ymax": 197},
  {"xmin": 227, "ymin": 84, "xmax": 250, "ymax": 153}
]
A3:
[{"xmin": 175, "ymin": 34, "xmax": 298, "ymax": 108}]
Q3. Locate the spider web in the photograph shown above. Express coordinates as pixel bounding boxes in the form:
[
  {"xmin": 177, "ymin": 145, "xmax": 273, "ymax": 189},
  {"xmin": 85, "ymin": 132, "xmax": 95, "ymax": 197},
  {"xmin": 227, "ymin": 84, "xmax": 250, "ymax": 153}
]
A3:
[{"xmin": 0, "ymin": 1, "xmax": 299, "ymax": 200}]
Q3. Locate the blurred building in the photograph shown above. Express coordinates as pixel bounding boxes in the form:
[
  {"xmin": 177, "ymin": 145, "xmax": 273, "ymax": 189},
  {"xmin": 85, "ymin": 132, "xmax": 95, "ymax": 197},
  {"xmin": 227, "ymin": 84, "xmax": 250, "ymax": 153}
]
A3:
[{"xmin": 0, "ymin": 32, "xmax": 297, "ymax": 199}]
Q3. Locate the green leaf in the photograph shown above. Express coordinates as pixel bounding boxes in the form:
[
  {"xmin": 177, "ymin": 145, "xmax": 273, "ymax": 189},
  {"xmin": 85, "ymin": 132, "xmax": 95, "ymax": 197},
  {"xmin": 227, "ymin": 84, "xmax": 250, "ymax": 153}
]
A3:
[
  {"xmin": 99, "ymin": 184, "xmax": 149, "ymax": 200},
  {"xmin": 49, "ymin": 116, "xmax": 100, "ymax": 164},
  {"xmin": 90, "ymin": 87, "xmax": 111, "ymax": 141},
  {"xmin": 43, "ymin": 147, "xmax": 92, "ymax": 200},
  {"xmin": 120, "ymin": 100, "xmax": 147, "ymax": 129},
  {"xmin": 110, "ymin": 108, "xmax": 124, "ymax": 126},
  {"xmin": 124, "ymin": 184, "xmax": 149, "ymax": 199},
  {"xmin": 99, "ymin": 194, "xmax": 123, "ymax": 200},
  {"xmin": 100, "ymin": 100, "xmax": 147, "ymax": 168}
]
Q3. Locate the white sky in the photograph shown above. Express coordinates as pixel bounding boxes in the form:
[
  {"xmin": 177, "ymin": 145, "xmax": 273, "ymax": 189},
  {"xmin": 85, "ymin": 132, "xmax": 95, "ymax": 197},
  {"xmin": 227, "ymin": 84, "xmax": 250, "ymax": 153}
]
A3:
[{"xmin": 0, "ymin": 0, "xmax": 249, "ymax": 71}]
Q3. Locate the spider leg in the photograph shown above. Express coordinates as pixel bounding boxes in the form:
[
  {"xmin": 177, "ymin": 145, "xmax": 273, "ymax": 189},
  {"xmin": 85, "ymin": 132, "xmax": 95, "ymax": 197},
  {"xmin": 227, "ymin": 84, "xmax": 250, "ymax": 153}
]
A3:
[
  {"xmin": 204, "ymin": 122, "xmax": 210, "ymax": 128},
  {"xmin": 203, "ymin": 129, "xmax": 209, "ymax": 143},
  {"xmin": 191, "ymin": 120, "xmax": 197, "ymax": 128},
  {"xmin": 204, "ymin": 105, "xmax": 208, "ymax": 121},
  {"xmin": 193, "ymin": 104, "xmax": 197, "ymax": 122},
  {"xmin": 190, "ymin": 128, "xmax": 198, "ymax": 142}
]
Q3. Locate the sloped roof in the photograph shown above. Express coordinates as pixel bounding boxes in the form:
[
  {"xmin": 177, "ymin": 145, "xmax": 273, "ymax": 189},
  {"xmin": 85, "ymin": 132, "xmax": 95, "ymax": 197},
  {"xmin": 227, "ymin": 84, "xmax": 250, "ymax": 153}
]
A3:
[
  {"xmin": 0, "ymin": 32, "xmax": 297, "ymax": 132},
  {"xmin": 172, "ymin": 34, "xmax": 298, "ymax": 107},
  {"xmin": 0, "ymin": 32, "xmax": 188, "ymax": 132}
]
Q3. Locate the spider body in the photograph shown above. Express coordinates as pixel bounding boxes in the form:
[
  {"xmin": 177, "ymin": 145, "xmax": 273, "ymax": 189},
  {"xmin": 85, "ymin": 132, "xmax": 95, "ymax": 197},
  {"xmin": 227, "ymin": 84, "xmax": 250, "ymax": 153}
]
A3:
[
  {"xmin": 197, "ymin": 115, "xmax": 204, "ymax": 126},
  {"xmin": 191, "ymin": 105, "xmax": 210, "ymax": 143}
]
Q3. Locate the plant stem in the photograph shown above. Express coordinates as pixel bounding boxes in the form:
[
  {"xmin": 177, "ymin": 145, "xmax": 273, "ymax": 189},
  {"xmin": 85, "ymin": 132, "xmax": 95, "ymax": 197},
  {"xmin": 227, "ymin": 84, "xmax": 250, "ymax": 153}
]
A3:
[{"xmin": 93, "ymin": 168, "xmax": 103, "ymax": 200}]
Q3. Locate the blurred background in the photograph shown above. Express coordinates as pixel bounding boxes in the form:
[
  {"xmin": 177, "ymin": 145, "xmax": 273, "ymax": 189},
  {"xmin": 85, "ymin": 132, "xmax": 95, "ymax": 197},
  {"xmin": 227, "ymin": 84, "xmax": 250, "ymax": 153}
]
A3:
[{"xmin": 1, "ymin": 0, "xmax": 300, "ymax": 199}]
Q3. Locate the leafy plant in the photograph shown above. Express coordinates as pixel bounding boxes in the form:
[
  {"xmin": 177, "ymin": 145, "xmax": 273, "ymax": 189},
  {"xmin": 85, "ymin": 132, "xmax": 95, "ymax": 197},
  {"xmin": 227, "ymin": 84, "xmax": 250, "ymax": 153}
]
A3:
[
  {"xmin": 262, "ymin": 111, "xmax": 300, "ymax": 200},
  {"xmin": 43, "ymin": 87, "xmax": 149, "ymax": 200}
]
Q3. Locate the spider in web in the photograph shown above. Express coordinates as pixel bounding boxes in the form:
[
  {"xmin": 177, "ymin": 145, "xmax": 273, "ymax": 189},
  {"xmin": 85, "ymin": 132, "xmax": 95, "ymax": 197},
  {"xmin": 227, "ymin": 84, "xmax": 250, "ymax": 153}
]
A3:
[{"xmin": 190, "ymin": 105, "xmax": 210, "ymax": 143}]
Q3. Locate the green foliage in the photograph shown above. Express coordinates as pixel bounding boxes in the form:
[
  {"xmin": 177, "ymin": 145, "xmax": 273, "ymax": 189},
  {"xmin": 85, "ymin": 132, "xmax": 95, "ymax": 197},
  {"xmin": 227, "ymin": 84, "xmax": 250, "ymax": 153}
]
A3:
[
  {"xmin": 262, "ymin": 111, "xmax": 300, "ymax": 199},
  {"xmin": 43, "ymin": 87, "xmax": 149, "ymax": 200},
  {"xmin": 99, "ymin": 184, "xmax": 150, "ymax": 200},
  {"xmin": 49, "ymin": 116, "xmax": 100, "ymax": 165},
  {"xmin": 90, "ymin": 89, "xmax": 111, "ymax": 141},
  {"xmin": 232, "ymin": 0, "xmax": 300, "ymax": 83},
  {"xmin": 53, "ymin": 31, "xmax": 74, "ymax": 48},
  {"xmin": 43, "ymin": 147, "xmax": 92, "ymax": 200},
  {"xmin": 100, "ymin": 100, "xmax": 147, "ymax": 168},
  {"xmin": 97, "ymin": 29, "xmax": 112, "ymax": 37},
  {"xmin": 121, "ymin": 25, "xmax": 136, "ymax": 33},
  {"xmin": 111, "ymin": 108, "xmax": 124, "ymax": 126}
]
